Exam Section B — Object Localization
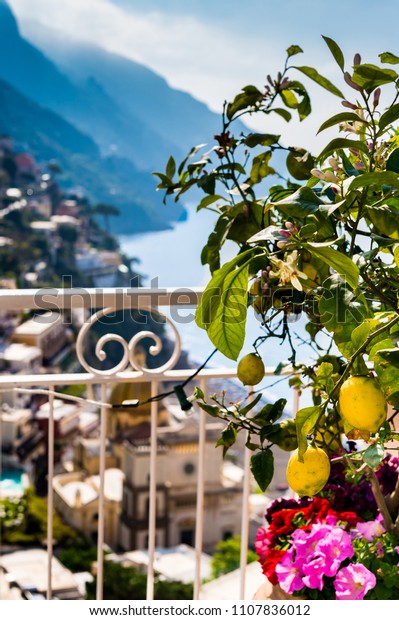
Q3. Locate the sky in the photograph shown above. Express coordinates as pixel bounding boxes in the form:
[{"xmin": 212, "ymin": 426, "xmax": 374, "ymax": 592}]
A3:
[{"xmin": 7, "ymin": 0, "xmax": 399, "ymax": 150}]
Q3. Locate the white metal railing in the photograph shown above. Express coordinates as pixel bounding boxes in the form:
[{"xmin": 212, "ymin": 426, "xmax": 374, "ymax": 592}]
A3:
[{"xmin": 0, "ymin": 287, "xmax": 299, "ymax": 601}]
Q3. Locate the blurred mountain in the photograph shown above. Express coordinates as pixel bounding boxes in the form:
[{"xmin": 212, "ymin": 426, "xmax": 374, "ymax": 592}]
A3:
[
  {"xmin": 19, "ymin": 19, "xmax": 226, "ymax": 161},
  {"xmin": 0, "ymin": 77, "xmax": 182, "ymax": 232}
]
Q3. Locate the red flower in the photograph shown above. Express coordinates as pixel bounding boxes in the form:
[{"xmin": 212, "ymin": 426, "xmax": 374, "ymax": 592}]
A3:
[{"xmin": 261, "ymin": 548, "xmax": 286, "ymax": 585}]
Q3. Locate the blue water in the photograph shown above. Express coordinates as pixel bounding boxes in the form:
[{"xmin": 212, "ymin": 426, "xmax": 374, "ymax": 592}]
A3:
[
  {"xmin": 0, "ymin": 467, "xmax": 24, "ymax": 494},
  {"xmin": 119, "ymin": 208, "xmax": 316, "ymax": 405}
]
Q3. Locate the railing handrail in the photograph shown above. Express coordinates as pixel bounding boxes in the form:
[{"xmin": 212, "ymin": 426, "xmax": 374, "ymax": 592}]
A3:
[{"xmin": 0, "ymin": 287, "xmax": 204, "ymax": 311}]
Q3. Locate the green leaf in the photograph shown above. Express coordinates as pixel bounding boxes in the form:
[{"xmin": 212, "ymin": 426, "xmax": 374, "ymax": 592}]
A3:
[
  {"xmin": 254, "ymin": 398, "xmax": 287, "ymax": 427},
  {"xmin": 317, "ymin": 112, "xmax": 367, "ymax": 134},
  {"xmin": 379, "ymin": 103, "xmax": 399, "ymax": 131},
  {"xmin": 318, "ymin": 138, "xmax": 369, "ymax": 163},
  {"xmin": 295, "ymin": 406, "xmax": 321, "ymax": 460},
  {"xmin": 322, "ymin": 36, "xmax": 345, "ymax": 71},
  {"xmin": 349, "ymin": 171, "xmax": 399, "ymax": 190},
  {"xmin": 239, "ymin": 393, "xmax": 263, "ymax": 416},
  {"xmin": 365, "ymin": 203, "xmax": 399, "ymax": 240},
  {"xmin": 286, "ymin": 149, "xmax": 315, "ymax": 180},
  {"xmin": 216, "ymin": 425, "xmax": 237, "ymax": 455},
  {"xmin": 394, "ymin": 246, "xmax": 399, "ymax": 268},
  {"xmin": 369, "ymin": 339, "xmax": 399, "ymax": 407},
  {"xmin": 250, "ymin": 151, "xmax": 275, "ymax": 184},
  {"xmin": 294, "ymin": 66, "xmax": 344, "ymax": 98},
  {"xmin": 198, "ymin": 173, "xmax": 216, "ymax": 195},
  {"xmin": 271, "ymin": 186, "xmax": 324, "ymax": 219},
  {"xmin": 197, "ymin": 402, "xmax": 220, "ymax": 417},
  {"xmin": 352, "ymin": 64, "xmax": 398, "ymax": 92},
  {"xmin": 206, "ymin": 260, "xmax": 250, "ymax": 360},
  {"xmin": 196, "ymin": 248, "xmax": 255, "ymax": 329},
  {"xmin": 201, "ymin": 215, "xmax": 232, "ymax": 273},
  {"xmin": 197, "ymin": 194, "xmax": 224, "ymax": 212},
  {"xmin": 271, "ymin": 107, "xmax": 292, "ymax": 122},
  {"xmin": 244, "ymin": 133, "xmax": 280, "ymax": 148},
  {"xmin": 280, "ymin": 89, "xmax": 299, "ymax": 109},
  {"xmin": 227, "ymin": 85, "xmax": 263, "ymax": 120},
  {"xmin": 379, "ymin": 51, "xmax": 399, "ymax": 65},
  {"xmin": 316, "ymin": 362, "xmax": 334, "ymax": 394},
  {"xmin": 386, "ymin": 148, "xmax": 399, "ymax": 173},
  {"xmin": 305, "ymin": 242, "xmax": 359, "ymax": 289},
  {"xmin": 319, "ymin": 275, "xmax": 370, "ymax": 356},
  {"xmin": 250, "ymin": 449, "xmax": 274, "ymax": 492},
  {"xmin": 362, "ymin": 443, "xmax": 385, "ymax": 468},
  {"xmin": 287, "ymin": 44, "xmax": 303, "ymax": 58},
  {"xmin": 166, "ymin": 155, "xmax": 176, "ymax": 179},
  {"xmin": 193, "ymin": 387, "xmax": 205, "ymax": 401}
]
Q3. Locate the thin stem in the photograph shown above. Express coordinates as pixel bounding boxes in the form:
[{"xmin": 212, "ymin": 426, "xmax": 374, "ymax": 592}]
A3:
[{"xmin": 366, "ymin": 466, "xmax": 394, "ymax": 532}]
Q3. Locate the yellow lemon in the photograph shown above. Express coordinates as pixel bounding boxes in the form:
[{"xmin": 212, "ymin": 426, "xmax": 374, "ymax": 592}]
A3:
[
  {"xmin": 338, "ymin": 376, "xmax": 387, "ymax": 433},
  {"xmin": 237, "ymin": 353, "xmax": 265, "ymax": 386},
  {"xmin": 286, "ymin": 446, "xmax": 330, "ymax": 496}
]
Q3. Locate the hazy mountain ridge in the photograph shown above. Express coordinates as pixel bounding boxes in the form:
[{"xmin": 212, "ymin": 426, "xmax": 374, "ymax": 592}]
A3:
[
  {"xmin": 0, "ymin": 0, "xmax": 187, "ymax": 231},
  {"xmin": 19, "ymin": 19, "xmax": 226, "ymax": 157},
  {"xmin": 0, "ymin": 76, "xmax": 184, "ymax": 232}
]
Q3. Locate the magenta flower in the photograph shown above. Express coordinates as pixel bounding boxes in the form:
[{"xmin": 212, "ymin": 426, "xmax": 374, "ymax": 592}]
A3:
[
  {"xmin": 334, "ymin": 564, "xmax": 376, "ymax": 600},
  {"xmin": 301, "ymin": 555, "xmax": 326, "ymax": 590},
  {"xmin": 291, "ymin": 523, "xmax": 332, "ymax": 559},
  {"xmin": 317, "ymin": 527, "xmax": 354, "ymax": 577},
  {"xmin": 275, "ymin": 549, "xmax": 305, "ymax": 594},
  {"xmin": 354, "ymin": 514, "xmax": 385, "ymax": 542}
]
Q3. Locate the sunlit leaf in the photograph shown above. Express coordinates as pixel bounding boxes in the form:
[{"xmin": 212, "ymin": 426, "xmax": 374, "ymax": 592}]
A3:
[
  {"xmin": 296, "ymin": 406, "xmax": 321, "ymax": 460},
  {"xmin": 294, "ymin": 66, "xmax": 344, "ymax": 98},
  {"xmin": 322, "ymin": 36, "xmax": 345, "ymax": 71},
  {"xmin": 317, "ymin": 112, "xmax": 367, "ymax": 134}
]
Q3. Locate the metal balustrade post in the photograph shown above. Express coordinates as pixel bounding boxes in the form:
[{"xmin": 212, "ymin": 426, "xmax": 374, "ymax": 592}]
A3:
[
  {"xmin": 146, "ymin": 381, "xmax": 158, "ymax": 601},
  {"xmin": 46, "ymin": 385, "xmax": 55, "ymax": 600},
  {"xmin": 96, "ymin": 383, "xmax": 107, "ymax": 600},
  {"xmin": 193, "ymin": 378, "xmax": 207, "ymax": 600},
  {"xmin": 239, "ymin": 387, "xmax": 253, "ymax": 600}
]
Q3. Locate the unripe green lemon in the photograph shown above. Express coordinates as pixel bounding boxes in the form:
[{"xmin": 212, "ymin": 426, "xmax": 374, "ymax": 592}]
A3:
[
  {"xmin": 266, "ymin": 419, "xmax": 298, "ymax": 451},
  {"xmin": 286, "ymin": 446, "xmax": 330, "ymax": 496},
  {"xmin": 338, "ymin": 376, "xmax": 387, "ymax": 433},
  {"xmin": 237, "ymin": 353, "xmax": 265, "ymax": 386}
]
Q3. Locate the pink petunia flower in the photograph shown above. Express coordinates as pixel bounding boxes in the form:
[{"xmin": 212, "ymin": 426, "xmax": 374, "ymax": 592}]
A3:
[
  {"xmin": 317, "ymin": 527, "xmax": 354, "ymax": 577},
  {"xmin": 354, "ymin": 514, "xmax": 385, "ymax": 542},
  {"xmin": 334, "ymin": 563, "xmax": 376, "ymax": 600},
  {"xmin": 275, "ymin": 549, "xmax": 305, "ymax": 594},
  {"xmin": 301, "ymin": 555, "xmax": 326, "ymax": 590}
]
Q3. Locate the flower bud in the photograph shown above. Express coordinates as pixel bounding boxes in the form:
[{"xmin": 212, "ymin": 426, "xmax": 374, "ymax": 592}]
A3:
[
  {"xmin": 328, "ymin": 157, "xmax": 340, "ymax": 171},
  {"xmin": 353, "ymin": 53, "xmax": 361, "ymax": 65},
  {"xmin": 279, "ymin": 229, "xmax": 291, "ymax": 238},
  {"xmin": 311, "ymin": 168, "xmax": 325, "ymax": 180},
  {"xmin": 323, "ymin": 170, "xmax": 339, "ymax": 184},
  {"xmin": 344, "ymin": 72, "xmax": 363, "ymax": 92},
  {"xmin": 353, "ymin": 161, "xmax": 366, "ymax": 170},
  {"xmin": 341, "ymin": 100, "xmax": 357, "ymax": 110},
  {"xmin": 373, "ymin": 88, "xmax": 381, "ymax": 108},
  {"xmin": 277, "ymin": 240, "xmax": 288, "ymax": 249}
]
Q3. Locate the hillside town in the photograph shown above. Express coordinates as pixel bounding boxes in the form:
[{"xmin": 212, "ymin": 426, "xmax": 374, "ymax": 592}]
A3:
[{"xmin": 0, "ymin": 135, "xmax": 271, "ymax": 600}]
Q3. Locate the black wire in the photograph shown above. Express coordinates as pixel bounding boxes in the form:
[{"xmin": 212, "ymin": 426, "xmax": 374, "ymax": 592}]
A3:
[{"xmin": 112, "ymin": 347, "xmax": 218, "ymax": 409}]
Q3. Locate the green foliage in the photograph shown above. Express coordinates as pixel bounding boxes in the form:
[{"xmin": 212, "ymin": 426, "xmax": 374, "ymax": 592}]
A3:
[
  {"xmin": 0, "ymin": 487, "xmax": 77, "ymax": 545},
  {"xmin": 210, "ymin": 536, "xmax": 258, "ymax": 579},
  {"xmin": 160, "ymin": 38, "xmax": 399, "ymax": 533},
  {"xmin": 86, "ymin": 561, "xmax": 193, "ymax": 600},
  {"xmin": 58, "ymin": 537, "xmax": 98, "ymax": 572}
]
